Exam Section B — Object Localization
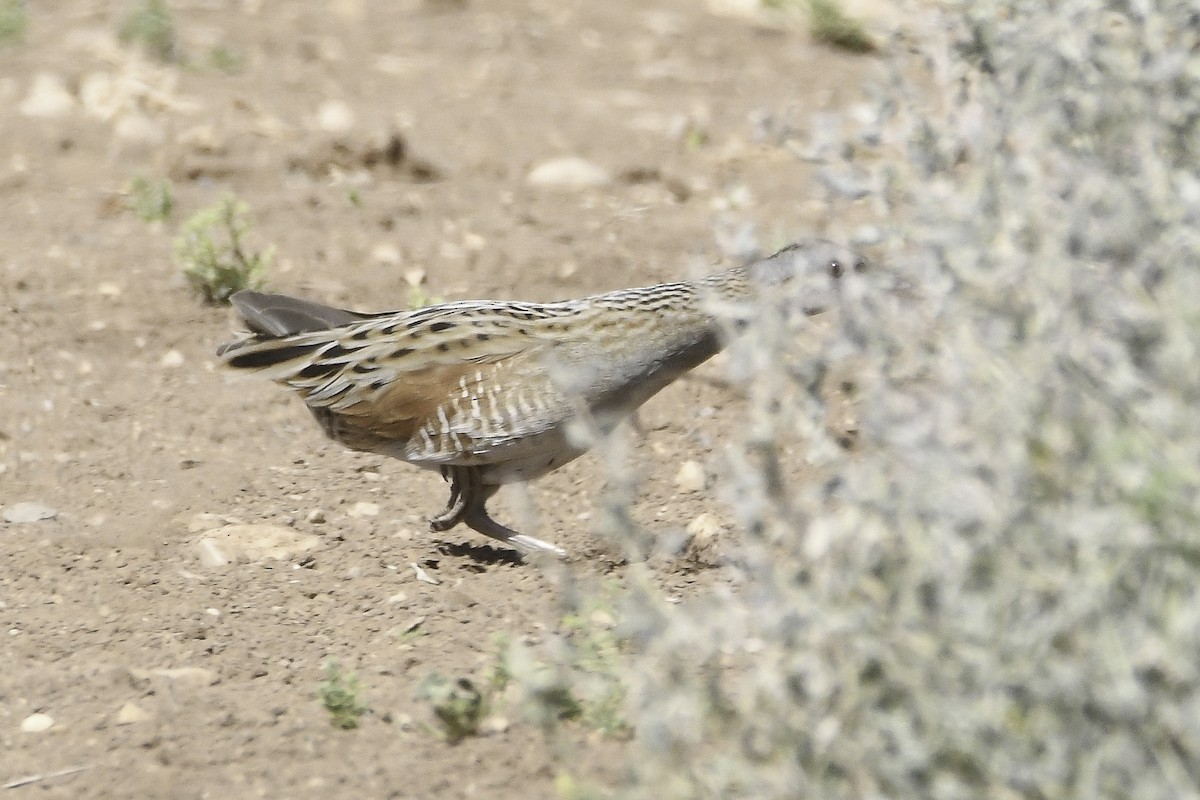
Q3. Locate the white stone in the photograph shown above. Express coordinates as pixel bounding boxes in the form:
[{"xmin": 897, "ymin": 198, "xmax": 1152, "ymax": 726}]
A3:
[
  {"xmin": 674, "ymin": 460, "xmax": 707, "ymax": 493},
  {"xmin": 177, "ymin": 124, "xmax": 224, "ymax": 153},
  {"xmin": 479, "ymin": 715, "xmax": 510, "ymax": 735},
  {"xmin": 114, "ymin": 112, "xmax": 166, "ymax": 145},
  {"xmin": 19, "ymin": 73, "xmax": 74, "ymax": 118},
  {"xmin": 131, "ymin": 666, "xmax": 219, "ymax": 685},
  {"xmin": 115, "ymin": 701, "xmax": 152, "ymax": 725},
  {"xmin": 317, "ymin": 99, "xmax": 355, "ymax": 133},
  {"xmin": 185, "ymin": 512, "xmax": 231, "ymax": 533},
  {"xmin": 707, "ymin": 0, "xmax": 764, "ymax": 19},
  {"xmin": 79, "ymin": 71, "xmax": 116, "ymax": 118},
  {"xmin": 526, "ymin": 157, "xmax": 612, "ymax": 190},
  {"xmin": 160, "ymin": 349, "xmax": 185, "ymax": 368},
  {"xmin": 686, "ymin": 512, "xmax": 723, "ymax": 539},
  {"xmin": 371, "ymin": 243, "xmax": 402, "ymax": 266},
  {"xmin": 348, "ymin": 501, "xmax": 380, "ymax": 518},
  {"xmin": 196, "ymin": 537, "xmax": 230, "ymax": 568},
  {"xmin": 4, "ymin": 502, "xmax": 57, "ymax": 523},
  {"xmin": 20, "ymin": 713, "xmax": 54, "ymax": 733}
]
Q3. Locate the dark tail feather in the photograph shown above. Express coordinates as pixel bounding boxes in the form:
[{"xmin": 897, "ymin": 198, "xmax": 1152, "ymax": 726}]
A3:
[
  {"xmin": 230, "ymin": 291, "xmax": 371, "ymax": 337},
  {"xmin": 216, "ymin": 290, "xmax": 377, "ymax": 361}
]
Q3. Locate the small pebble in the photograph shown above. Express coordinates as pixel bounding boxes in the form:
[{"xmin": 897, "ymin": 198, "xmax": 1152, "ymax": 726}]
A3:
[
  {"xmin": 480, "ymin": 715, "xmax": 510, "ymax": 735},
  {"xmin": 176, "ymin": 124, "xmax": 223, "ymax": 152},
  {"xmin": 20, "ymin": 713, "xmax": 54, "ymax": 733},
  {"xmin": 675, "ymin": 460, "xmax": 707, "ymax": 493},
  {"xmin": 115, "ymin": 701, "xmax": 152, "ymax": 725},
  {"xmin": 196, "ymin": 538, "xmax": 229, "ymax": 568},
  {"xmin": 349, "ymin": 501, "xmax": 380, "ymax": 518},
  {"xmin": 4, "ymin": 502, "xmax": 57, "ymax": 523},
  {"xmin": 526, "ymin": 157, "xmax": 612, "ymax": 190},
  {"xmin": 686, "ymin": 512, "xmax": 723, "ymax": 539},
  {"xmin": 371, "ymin": 243, "xmax": 402, "ymax": 265},
  {"xmin": 115, "ymin": 112, "xmax": 166, "ymax": 145},
  {"xmin": 130, "ymin": 667, "xmax": 219, "ymax": 686},
  {"xmin": 160, "ymin": 350, "xmax": 185, "ymax": 368},
  {"xmin": 186, "ymin": 512, "xmax": 230, "ymax": 533},
  {"xmin": 317, "ymin": 99, "xmax": 355, "ymax": 133},
  {"xmin": 307, "ymin": 509, "xmax": 327, "ymax": 524},
  {"xmin": 590, "ymin": 609, "xmax": 616, "ymax": 628},
  {"xmin": 19, "ymin": 73, "xmax": 74, "ymax": 118}
]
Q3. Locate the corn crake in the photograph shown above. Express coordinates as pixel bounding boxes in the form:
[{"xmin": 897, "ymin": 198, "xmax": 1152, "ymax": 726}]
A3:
[{"xmin": 216, "ymin": 240, "xmax": 868, "ymax": 556}]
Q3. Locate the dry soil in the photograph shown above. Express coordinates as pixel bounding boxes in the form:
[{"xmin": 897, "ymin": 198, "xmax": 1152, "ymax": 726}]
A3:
[{"xmin": 1, "ymin": 1, "xmax": 881, "ymax": 796}]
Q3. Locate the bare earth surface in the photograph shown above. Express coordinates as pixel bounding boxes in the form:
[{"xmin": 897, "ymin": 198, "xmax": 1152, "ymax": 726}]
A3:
[{"xmin": 1, "ymin": 1, "xmax": 880, "ymax": 796}]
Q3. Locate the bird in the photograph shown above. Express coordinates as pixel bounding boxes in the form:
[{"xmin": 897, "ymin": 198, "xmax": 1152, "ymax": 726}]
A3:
[{"xmin": 216, "ymin": 239, "xmax": 868, "ymax": 556}]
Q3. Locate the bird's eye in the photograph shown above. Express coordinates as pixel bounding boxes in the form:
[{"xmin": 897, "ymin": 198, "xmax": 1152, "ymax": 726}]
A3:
[
  {"xmin": 854, "ymin": 257, "xmax": 869, "ymax": 274},
  {"xmin": 829, "ymin": 259, "xmax": 844, "ymax": 279}
]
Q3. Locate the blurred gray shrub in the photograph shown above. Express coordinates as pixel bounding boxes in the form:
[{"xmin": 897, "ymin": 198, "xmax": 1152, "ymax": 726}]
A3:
[{"xmin": 533, "ymin": 1, "xmax": 1200, "ymax": 798}]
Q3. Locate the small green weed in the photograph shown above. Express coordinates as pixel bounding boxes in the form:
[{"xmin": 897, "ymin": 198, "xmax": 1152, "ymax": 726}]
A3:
[
  {"xmin": 174, "ymin": 195, "xmax": 273, "ymax": 304},
  {"xmin": 0, "ymin": 0, "xmax": 28, "ymax": 46},
  {"xmin": 118, "ymin": 0, "xmax": 176, "ymax": 61},
  {"xmin": 554, "ymin": 772, "xmax": 612, "ymax": 800},
  {"xmin": 558, "ymin": 607, "xmax": 628, "ymax": 736},
  {"xmin": 318, "ymin": 659, "xmax": 369, "ymax": 730},
  {"xmin": 485, "ymin": 633, "xmax": 512, "ymax": 692},
  {"xmin": 125, "ymin": 176, "xmax": 173, "ymax": 222},
  {"xmin": 406, "ymin": 285, "xmax": 445, "ymax": 310},
  {"xmin": 503, "ymin": 601, "xmax": 630, "ymax": 737},
  {"xmin": 417, "ymin": 674, "xmax": 486, "ymax": 743},
  {"xmin": 808, "ymin": 0, "xmax": 875, "ymax": 53},
  {"xmin": 207, "ymin": 43, "xmax": 246, "ymax": 73}
]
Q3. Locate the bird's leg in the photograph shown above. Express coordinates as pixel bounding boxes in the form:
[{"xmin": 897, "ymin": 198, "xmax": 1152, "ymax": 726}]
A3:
[
  {"xmin": 429, "ymin": 465, "xmax": 468, "ymax": 532},
  {"xmin": 462, "ymin": 484, "xmax": 567, "ymax": 557},
  {"xmin": 460, "ymin": 489, "xmax": 568, "ymax": 556},
  {"xmin": 429, "ymin": 466, "xmax": 566, "ymax": 556}
]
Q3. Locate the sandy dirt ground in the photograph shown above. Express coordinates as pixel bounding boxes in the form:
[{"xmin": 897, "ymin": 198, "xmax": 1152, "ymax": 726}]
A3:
[{"xmin": 1, "ymin": 1, "xmax": 881, "ymax": 796}]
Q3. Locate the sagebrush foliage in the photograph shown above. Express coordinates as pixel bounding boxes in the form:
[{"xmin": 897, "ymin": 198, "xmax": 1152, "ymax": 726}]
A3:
[{"xmin": 530, "ymin": 2, "xmax": 1200, "ymax": 798}]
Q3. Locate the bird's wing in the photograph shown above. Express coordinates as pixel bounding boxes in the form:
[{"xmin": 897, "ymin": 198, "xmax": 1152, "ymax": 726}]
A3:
[{"xmin": 219, "ymin": 295, "xmax": 586, "ymax": 456}]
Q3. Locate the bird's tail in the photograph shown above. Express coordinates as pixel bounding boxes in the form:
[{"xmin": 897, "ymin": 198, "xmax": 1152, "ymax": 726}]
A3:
[{"xmin": 216, "ymin": 290, "xmax": 375, "ymax": 375}]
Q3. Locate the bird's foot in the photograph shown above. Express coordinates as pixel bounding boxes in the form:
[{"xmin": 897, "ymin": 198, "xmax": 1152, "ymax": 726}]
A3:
[
  {"xmin": 429, "ymin": 467, "xmax": 467, "ymax": 531},
  {"xmin": 462, "ymin": 504, "xmax": 566, "ymax": 557},
  {"xmin": 429, "ymin": 466, "xmax": 565, "ymax": 556}
]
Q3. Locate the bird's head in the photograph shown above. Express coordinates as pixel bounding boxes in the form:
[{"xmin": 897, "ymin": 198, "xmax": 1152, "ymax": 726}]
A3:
[{"xmin": 745, "ymin": 238, "xmax": 871, "ymax": 318}]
